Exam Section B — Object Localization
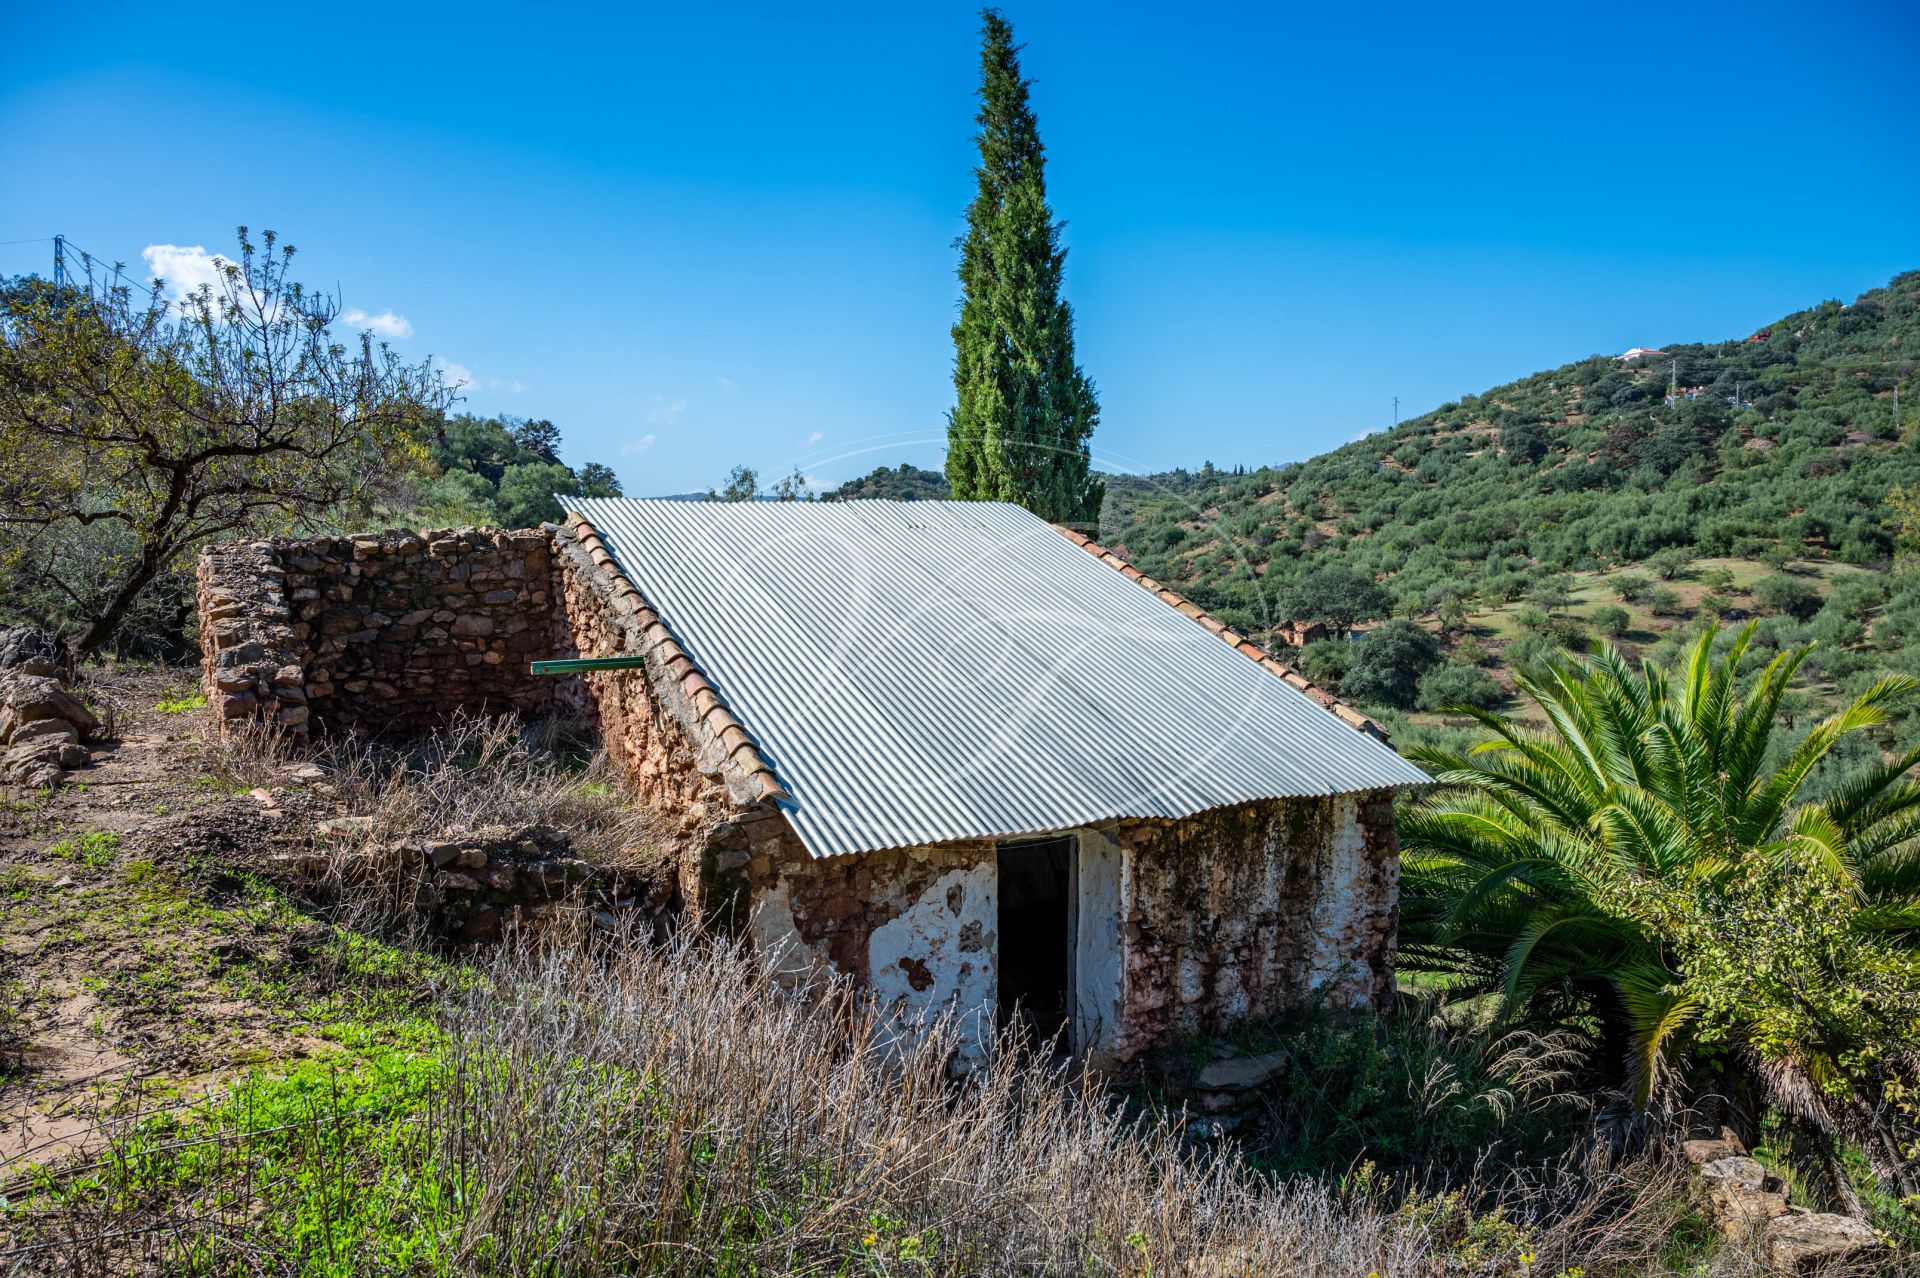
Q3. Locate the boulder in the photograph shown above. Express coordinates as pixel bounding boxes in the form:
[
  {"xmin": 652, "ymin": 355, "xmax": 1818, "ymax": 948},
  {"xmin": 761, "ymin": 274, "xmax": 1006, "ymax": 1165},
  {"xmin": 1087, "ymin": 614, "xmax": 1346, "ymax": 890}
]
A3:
[
  {"xmin": 1681, "ymin": 1129, "xmax": 1747, "ymax": 1166},
  {"xmin": 0, "ymin": 627, "xmax": 71, "ymax": 679},
  {"xmin": 0, "ymin": 675, "xmax": 98, "ymax": 740},
  {"xmin": 1195, "ymin": 1048, "xmax": 1293, "ymax": 1092},
  {"xmin": 1763, "ymin": 1212, "xmax": 1885, "ymax": 1274},
  {"xmin": 1696, "ymin": 1155, "xmax": 1789, "ymax": 1242}
]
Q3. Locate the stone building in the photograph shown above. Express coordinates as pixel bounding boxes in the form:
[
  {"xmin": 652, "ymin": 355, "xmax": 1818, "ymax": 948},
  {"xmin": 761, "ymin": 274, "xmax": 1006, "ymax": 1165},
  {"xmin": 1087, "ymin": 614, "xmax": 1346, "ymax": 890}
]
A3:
[{"xmin": 199, "ymin": 499, "xmax": 1427, "ymax": 1066}]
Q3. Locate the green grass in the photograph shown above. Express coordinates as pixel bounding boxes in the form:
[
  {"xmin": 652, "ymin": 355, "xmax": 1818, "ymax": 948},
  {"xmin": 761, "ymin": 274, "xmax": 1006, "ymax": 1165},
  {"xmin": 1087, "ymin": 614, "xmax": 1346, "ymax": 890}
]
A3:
[
  {"xmin": 20, "ymin": 1040, "xmax": 455, "ymax": 1278},
  {"xmin": 48, "ymin": 830, "xmax": 121, "ymax": 868},
  {"xmin": 154, "ymin": 690, "xmax": 208, "ymax": 715}
]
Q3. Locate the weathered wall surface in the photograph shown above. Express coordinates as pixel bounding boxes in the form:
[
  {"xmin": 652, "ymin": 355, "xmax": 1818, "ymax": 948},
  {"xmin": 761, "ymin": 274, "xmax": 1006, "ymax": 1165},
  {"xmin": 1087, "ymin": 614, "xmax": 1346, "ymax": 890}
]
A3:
[
  {"xmin": 1106, "ymin": 791, "xmax": 1399, "ymax": 1061},
  {"xmin": 199, "ymin": 528, "xmax": 556, "ymax": 736},
  {"xmin": 199, "ymin": 542, "xmax": 311, "ymax": 735},
  {"xmin": 289, "ymin": 529, "xmax": 555, "ymax": 733},
  {"xmin": 742, "ymin": 823, "xmax": 999, "ymax": 1067}
]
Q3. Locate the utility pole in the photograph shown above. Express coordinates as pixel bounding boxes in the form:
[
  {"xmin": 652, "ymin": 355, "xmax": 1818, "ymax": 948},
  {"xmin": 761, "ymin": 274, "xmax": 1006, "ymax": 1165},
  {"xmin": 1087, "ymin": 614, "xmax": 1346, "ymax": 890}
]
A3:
[
  {"xmin": 52, "ymin": 234, "xmax": 65, "ymax": 289},
  {"xmin": 1392, "ymin": 396, "xmax": 1400, "ymax": 428}
]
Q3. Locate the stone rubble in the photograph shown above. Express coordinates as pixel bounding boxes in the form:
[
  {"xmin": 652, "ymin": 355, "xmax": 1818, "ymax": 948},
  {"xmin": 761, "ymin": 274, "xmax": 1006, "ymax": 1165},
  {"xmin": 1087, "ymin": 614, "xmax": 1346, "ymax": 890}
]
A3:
[
  {"xmin": 0, "ymin": 627, "xmax": 99, "ymax": 789},
  {"xmin": 277, "ymin": 820, "xmax": 675, "ymax": 947},
  {"xmin": 1681, "ymin": 1128, "xmax": 1888, "ymax": 1272}
]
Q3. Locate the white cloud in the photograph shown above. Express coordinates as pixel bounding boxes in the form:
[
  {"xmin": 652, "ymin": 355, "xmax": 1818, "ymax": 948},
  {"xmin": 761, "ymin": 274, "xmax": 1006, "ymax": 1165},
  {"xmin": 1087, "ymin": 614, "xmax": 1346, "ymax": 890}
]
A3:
[
  {"xmin": 806, "ymin": 431, "xmax": 824, "ymax": 446},
  {"xmin": 141, "ymin": 244, "xmax": 231, "ymax": 299},
  {"xmin": 341, "ymin": 307, "xmax": 414, "ymax": 340},
  {"xmin": 622, "ymin": 434, "xmax": 657, "ymax": 454},
  {"xmin": 647, "ymin": 396, "xmax": 687, "ymax": 426},
  {"xmin": 434, "ymin": 358, "xmax": 474, "ymax": 392}
]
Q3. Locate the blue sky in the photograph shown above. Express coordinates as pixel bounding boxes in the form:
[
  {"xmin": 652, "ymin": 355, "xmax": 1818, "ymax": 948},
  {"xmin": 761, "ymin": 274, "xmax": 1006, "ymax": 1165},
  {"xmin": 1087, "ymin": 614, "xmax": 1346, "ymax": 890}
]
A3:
[{"xmin": 4, "ymin": 2, "xmax": 1915, "ymax": 496}]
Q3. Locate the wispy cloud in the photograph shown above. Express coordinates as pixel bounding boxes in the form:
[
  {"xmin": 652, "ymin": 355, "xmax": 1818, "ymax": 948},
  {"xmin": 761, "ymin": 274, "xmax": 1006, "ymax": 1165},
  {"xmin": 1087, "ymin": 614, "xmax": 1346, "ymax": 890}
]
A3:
[
  {"xmin": 141, "ymin": 244, "xmax": 231, "ymax": 299},
  {"xmin": 341, "ymin": 307, "xmax": 414, "ymax": 340},
  {"xmin": 434, "ymin": 357, "xmax": 474, "ymax": 392},
  {"xmin": 647, "ymin": 396, "xmax": 687, "ymax": 426},
  {"xmin": 488, "ymin": 376, "xmax": 527, "ymax": 394},
  {"xmin": 806, "ymin": 431, "xmax": 824, "ymax": 446},
  {"xmin": 622, "ymin": 434, "xmax": 657, "ymax": 454}
]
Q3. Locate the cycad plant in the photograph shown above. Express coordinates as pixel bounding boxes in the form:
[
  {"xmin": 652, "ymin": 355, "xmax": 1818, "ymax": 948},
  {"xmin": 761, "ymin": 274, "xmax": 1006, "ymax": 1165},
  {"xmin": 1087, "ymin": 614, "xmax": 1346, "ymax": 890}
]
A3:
[{"xmin": 1401, "ymin": 623, "xmax": 1920, "ymax": 1204}]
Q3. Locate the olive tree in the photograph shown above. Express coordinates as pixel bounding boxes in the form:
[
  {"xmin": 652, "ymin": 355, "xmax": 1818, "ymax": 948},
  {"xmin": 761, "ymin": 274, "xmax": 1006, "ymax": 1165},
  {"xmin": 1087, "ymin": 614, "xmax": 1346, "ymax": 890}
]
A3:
[{"xmin": 0, "ymin": 229, "xmax": 449, "ymax": 654}]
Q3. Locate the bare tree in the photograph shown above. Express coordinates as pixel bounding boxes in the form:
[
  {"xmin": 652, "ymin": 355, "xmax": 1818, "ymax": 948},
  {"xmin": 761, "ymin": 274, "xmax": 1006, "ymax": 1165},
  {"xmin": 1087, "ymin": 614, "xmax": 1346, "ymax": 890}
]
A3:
[{"xmin": 0, "ymin": 228, "xmax": 451, "ymax": 654}]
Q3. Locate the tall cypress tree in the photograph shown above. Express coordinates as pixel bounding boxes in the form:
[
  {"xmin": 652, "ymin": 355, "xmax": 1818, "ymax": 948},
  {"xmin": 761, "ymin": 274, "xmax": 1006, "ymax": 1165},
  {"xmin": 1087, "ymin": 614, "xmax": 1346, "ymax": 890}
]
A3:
[{"xmin": 946, "ymin": 8, "xmax": 1102, "ymax": 528}]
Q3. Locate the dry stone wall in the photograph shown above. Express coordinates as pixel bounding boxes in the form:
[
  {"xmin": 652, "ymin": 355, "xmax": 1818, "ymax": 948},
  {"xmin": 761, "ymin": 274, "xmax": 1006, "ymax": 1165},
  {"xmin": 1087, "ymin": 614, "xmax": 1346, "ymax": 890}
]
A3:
[
  {"xmin": 198, "ymin": 541, "xmax": 310, "ymax": 736},
  {"xmin": 199, "ymin": 528, "xmax": 557, "ymax": 737}
]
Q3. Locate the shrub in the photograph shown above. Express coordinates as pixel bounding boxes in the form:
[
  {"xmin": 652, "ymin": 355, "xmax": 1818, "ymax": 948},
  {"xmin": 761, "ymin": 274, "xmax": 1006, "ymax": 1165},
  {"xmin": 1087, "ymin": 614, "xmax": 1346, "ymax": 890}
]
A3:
[
  {"xmin": 1417, "ymin": 663, "xmax": 1506, "ymax": 712},
  {"xmin": 1341, "ymin": 620, "xmax": 1441, "ymax": 709},
  {"xmin": 1647, "ymin": 586, "xmax": 1686, "ymax": 617},
  {"xmin": 1297, "ymin": 638, "xmax": 1353, "ymax": 688},
  {"xmin": 1612, "ymin": 573, "xmax": 1653, "ymax": 604},
  {"xmin": 1591, "ymin": 604, "xmax": 1632, "ymax": 637},
  {"xmin": 1754, "ymin": 572, "xmax": 1823, "ymax": 620},
  {"xmin": 1514, "ymin": 605, "xmax": 1555, "ymax": 635}
]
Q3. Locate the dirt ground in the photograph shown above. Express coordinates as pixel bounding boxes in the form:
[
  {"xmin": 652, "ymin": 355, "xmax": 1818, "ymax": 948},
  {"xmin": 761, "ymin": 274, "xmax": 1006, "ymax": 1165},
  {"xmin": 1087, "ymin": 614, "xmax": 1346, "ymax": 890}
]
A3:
[{"xmin": 0, "ymin": 667, "xmax": 361, "ymax": 1174}]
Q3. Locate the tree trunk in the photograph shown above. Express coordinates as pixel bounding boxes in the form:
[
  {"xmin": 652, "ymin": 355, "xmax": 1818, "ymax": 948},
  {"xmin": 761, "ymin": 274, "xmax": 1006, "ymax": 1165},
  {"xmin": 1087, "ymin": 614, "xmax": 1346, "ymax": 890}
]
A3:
[{"xmin": 75, "ymin": 539, "xmax": 175, "ymax": 657}]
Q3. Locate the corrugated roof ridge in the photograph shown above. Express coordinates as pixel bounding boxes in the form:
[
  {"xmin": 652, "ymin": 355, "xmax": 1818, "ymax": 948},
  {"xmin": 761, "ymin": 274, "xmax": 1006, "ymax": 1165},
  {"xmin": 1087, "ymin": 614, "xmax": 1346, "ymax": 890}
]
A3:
[
  {"xmin": 566, "ymin": 511, "xmax": 793, "ymax": 806},
  {"xmin": 1052, "ymin": 526, "xmax": 1388, "ymax": 742}
]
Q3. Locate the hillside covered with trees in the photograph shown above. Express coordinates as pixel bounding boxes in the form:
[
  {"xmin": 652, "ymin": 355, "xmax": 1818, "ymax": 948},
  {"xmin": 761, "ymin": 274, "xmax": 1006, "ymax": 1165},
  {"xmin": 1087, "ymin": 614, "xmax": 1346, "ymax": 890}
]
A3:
[{"xmin": 1096, "ymin": 271, "xmax": 1920, "ymax": 744}]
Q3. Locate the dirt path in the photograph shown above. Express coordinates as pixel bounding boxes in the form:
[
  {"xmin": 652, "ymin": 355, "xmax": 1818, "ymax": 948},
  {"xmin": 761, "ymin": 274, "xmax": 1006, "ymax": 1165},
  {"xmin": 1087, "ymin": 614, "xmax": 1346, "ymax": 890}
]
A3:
[{"xmin": 0, "ymin": 670, "xmax": 340, "ymax": 1171}]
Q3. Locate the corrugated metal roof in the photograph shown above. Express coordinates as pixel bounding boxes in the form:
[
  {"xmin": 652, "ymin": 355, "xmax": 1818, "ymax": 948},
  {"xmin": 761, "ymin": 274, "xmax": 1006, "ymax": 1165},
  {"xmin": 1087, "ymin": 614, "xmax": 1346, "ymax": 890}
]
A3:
[{"xmin": 564, "ymin": 497, "xmax": 1430, "ymax": 858}]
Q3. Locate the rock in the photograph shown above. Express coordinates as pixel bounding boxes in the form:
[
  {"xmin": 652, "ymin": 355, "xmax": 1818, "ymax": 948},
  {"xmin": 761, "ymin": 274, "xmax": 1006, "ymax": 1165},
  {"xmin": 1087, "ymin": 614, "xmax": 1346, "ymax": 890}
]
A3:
[
  {"xmin": 1681, "ymin": 1128, "xmax": 1746, "ymax": 1166},
  {"xmin": 1697, "ymin": 1156, "xmax": 1789, "ymax": 1241},
  {"xmin": 315, "ymin": 816, "xmax": 375, "ymax": 839},
  {"xmin": 1195, "ymin": 1048, "xmax": 1293, "ymax": 1092},
  {"xmin": 455, "ymin": 848, "xmax": 489, "ymax": 869},
  {"xmin": 248, "ymin": 787, "xmax": 278, "ymax": 808},
  {"xmin": 0, "ymin": 627, "xmax": 71, "ymax": 679},
  {"xmin": 10, "ymin": 717, "xmax": 80, "ymax": 746},
  {"xmin": 1763, "ymin": 1212, "xmax": 1885, "ymax": 1273},
  {"xmin": 425, "ymin": 840, "xmax": 464, "ymax": 868},
  {"xmin": 437, "ymin": 872, "xmax": 481, "ymax": 892},
  {"xmin": 286, "ymin": 764, "xmax": 326, "ymax": 784},
  {"xmin": 55, "ymin": 743, "xmax": 89, "ymax": 770},
  {"xmin": 1, "ymin": 675, "xmax": 98, "ymax": 740}
]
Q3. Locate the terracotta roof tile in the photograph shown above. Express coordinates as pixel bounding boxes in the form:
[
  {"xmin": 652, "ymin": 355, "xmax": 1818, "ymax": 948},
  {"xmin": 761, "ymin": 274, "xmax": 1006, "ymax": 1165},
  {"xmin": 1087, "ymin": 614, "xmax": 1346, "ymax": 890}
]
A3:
[{"xmin": 564, "ymin": 513, "xmax": 793, "ymax": 807}]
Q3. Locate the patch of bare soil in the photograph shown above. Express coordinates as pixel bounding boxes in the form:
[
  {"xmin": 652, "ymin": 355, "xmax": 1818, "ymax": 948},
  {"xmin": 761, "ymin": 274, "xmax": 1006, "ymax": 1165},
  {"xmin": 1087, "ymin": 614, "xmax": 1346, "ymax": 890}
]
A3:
[{"xmin": 0, "ymin": 668, "xmax": 357, "ymax": 1172}]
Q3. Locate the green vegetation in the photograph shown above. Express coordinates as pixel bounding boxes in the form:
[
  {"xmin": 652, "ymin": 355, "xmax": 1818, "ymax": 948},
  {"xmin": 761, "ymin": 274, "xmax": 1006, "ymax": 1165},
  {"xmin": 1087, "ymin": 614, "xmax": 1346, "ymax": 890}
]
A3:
[
  {"xmin": 0, "ymin": 231, "xmax": 450, "ymax": 656},
  {"xmin": 945, "ymin": 9, "xmax": 1101, "ymax": 527},
  {"xmin": 417, "ymin": 412, "xmax": 621, "ymax": 528},
  {"xmin": 823, "ymin": 462, "xmax": 952, "ymax": 502},
  {"xmin": 49, "ymin": 829, "xmax": 120, "ymax": 867},
  {"xmin": 1402, "ymin": 626, "xmax": 1920, "ymax": 1210}
]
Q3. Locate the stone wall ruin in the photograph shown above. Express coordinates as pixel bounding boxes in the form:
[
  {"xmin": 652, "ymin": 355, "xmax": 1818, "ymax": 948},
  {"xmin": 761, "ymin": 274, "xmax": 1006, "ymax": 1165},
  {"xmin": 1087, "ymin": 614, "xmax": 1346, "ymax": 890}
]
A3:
[{"xmin": 199, "ymin": 528, "xmax": 556, "ymax": 737}]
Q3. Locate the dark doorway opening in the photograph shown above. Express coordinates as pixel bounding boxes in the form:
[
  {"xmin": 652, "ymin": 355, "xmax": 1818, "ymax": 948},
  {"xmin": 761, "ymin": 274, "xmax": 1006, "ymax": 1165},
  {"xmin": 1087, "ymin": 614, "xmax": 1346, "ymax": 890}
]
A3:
[{"xmin": 997, "ymin": 835, "xmax": 1075, "ymax": 1053}]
